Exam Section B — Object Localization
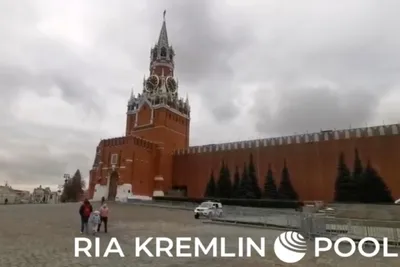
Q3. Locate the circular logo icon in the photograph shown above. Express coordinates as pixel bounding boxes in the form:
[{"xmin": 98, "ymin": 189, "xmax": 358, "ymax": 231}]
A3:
[{"xmin": 274, "ymin": 231, "xmax": 307, "ymax": 263}]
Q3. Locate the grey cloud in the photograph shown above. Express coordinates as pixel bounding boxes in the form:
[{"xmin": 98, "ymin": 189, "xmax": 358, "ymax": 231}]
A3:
[
  {"xmin": 1, "ymin": 1, "xmax": 400, "ymax": 189},
  {"xmin": 253, "ymin": 85, "xmax": 380, "ymax": 136},
  {"xmin": 0, "ymin": 121, "xmax": 99, "ymax": 186}
]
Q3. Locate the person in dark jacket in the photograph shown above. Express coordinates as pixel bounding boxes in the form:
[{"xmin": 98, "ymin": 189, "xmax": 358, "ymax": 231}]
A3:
[
  {"xmin": 79, "ymin": 199, "xmax": 93, "ymax": 234},
  {"xmin": 101, "ymin": 196, "xmax": 105, "ymax": 205}
]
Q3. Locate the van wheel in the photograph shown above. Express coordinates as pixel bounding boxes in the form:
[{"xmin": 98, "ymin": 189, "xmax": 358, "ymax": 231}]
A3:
[{"xmin": 194, "ymin": 213, "xmax": 200, "ymax": 219}]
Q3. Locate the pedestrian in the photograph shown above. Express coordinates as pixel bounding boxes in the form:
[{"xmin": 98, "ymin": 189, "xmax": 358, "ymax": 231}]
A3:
[
  {"xmin": 97, "ymin": 203, "xmax": 109, "ymax": 233},
  {"xmin": 101, "ymin": 196, "xmax": 105, "ymax": 205},
  {"xmin": 79, "ymin": 199, "xmax": 93, "ymax": 234},
  {"xmin": 89, "ymin": 210, "xmax": 101, "ymax": 235}
]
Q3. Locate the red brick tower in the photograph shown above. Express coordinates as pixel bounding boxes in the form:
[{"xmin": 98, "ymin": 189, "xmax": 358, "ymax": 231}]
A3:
[{"xmin": 125, "ymin": 11, "xmax": 190, "ymax": 195}]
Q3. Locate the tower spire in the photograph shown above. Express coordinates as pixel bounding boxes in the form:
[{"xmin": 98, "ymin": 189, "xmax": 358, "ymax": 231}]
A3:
[{"xmin": 158, "ymin": 11, "xmax": 169, "ymax": 47}]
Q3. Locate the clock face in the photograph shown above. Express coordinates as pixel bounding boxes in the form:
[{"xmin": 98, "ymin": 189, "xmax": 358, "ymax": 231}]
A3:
[
  {"xmin": 146, "ymin": 75, "xmax": 159, "ymax": 92},
  {"xmin": 165, "ymin": 76, "xmax": 177, "ymax": 93}
]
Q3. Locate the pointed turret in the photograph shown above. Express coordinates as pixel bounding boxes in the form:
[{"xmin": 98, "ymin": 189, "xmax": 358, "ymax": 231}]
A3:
[
  {"xmin": 157, "ymin": 10, "xmax": 169, "ymax": 48},
  {"xmin": 130, "ymin": 87, "xmax": 134, "ymax": 98},
  {"xmin": 149, "ymin": 11, "xmax": 175, "ymax": 76},
  {"xmin": 185, "ymin": 93, "xmax": 189, "ymax": 105}
]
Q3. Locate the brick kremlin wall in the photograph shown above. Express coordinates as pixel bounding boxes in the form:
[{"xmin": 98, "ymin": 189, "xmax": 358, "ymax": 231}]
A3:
[{"xmin": 172, "ymin": 124, "xmax": 400, "ymax": 201}]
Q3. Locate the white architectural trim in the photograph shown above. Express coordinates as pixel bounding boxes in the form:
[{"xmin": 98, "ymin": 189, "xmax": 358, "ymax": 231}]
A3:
[{"xmin": 153, "ymin": 190, "xmax": 164, "ymax": 197}]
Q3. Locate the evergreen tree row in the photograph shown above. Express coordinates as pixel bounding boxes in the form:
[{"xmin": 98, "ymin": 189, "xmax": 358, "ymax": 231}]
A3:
[
  {"xmin": 204, "ymin": 154, "xmax": 298, "ymax": 200},
  {"xmin": 334, "ymin": 149, "xmax": 393, "ymax": 203},
  {"xmin": 61, "ymin": 169, "xmax": 85, "ymax": 202}
]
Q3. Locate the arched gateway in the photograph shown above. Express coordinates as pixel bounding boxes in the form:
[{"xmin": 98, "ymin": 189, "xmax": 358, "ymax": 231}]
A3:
[{"xmin": 107, "ymin": 171, "xmax": 118, "ymax": 201}]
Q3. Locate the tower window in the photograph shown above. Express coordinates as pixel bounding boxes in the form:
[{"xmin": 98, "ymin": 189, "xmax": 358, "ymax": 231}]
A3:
[
  {"xmin": 161, "ymin": 47, "xmax": 167, "ymax": 57},
  {"xmin": 152, "ymin": 49, "xmax": 157, "ymax": 60}
]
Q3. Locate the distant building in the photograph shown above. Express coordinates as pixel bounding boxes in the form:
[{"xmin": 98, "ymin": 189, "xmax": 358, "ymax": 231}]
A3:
[
  {"xmin": 32, "ymin": 185, "xmax": 51, "ymax": 203},
  {"xmin": 47, "ymin": 191, "xmax": 61, "ymax": 204},
  {"xmin": 13, "ymin": 189, "xmax": 31, "ymax": 203},
  {"xmin": 0, "ymin": 183, "xmax": 31, "ymax": 204},
  {"xmin": 0, "ymin": 184, "xmax": 17, "ymax": 204}
]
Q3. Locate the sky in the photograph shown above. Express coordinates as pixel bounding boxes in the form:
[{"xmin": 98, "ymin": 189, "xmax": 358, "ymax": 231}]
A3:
[{"xmin": 1, "ymin": 0, "xmax": 400, "ymax": 191}]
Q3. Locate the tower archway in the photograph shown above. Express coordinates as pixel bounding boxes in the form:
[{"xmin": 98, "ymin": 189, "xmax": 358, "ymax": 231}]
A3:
[{"xmin": 108, "ymin": 171, "xmax": 118, "ymax": 201}]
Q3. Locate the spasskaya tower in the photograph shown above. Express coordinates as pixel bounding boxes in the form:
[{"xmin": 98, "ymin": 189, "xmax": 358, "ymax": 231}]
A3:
[
  {"xmin": 126, "ymin": 11, "xmax": 190, "ymax": 147},
  {"xmin": 124, "ymin": 11, "xmax": 190, "ymax": 193}
]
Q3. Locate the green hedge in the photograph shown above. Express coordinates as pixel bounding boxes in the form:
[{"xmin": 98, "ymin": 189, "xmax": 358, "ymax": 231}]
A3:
[{"xmin": 153, "ymin": 196, "xmax": 302, "ymax": 209}]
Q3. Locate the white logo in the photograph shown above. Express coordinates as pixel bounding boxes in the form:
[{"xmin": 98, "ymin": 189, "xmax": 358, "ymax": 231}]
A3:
[{"xmin": 274, "ymin": 231, "xmax": 307, "ymax": 263}]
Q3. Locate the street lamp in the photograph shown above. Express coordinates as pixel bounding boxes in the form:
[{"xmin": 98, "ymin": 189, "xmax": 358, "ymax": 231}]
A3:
[{"xmin": 63, "ymin": 173, "xmax": 70, "ymax": 184}]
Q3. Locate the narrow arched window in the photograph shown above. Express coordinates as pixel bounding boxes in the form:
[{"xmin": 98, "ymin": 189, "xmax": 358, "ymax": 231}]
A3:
[
  {"xmin": 161, "ymin": 47, "xmax": 167, "ymax": 57},
  {"xmin": 152, "ymin": 49, "xmax": 157, "ymax": 60}
]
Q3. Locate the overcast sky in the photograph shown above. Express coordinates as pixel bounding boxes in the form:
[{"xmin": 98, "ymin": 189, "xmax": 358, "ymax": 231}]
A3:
[{"xmin": 1, "ymin": 0, "xmax": 400, "ymax": 191}]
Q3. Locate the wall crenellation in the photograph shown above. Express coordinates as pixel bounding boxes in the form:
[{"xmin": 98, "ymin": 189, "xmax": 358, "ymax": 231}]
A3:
[
  {"xmin": 101, "ymin": 136, "xmax": 127, "ymax": 146},
  {"xmin": 100, "ymin": 136, "xmax": 157, "ymax": 150},
  {"xmin": 174, "ymin": 123, "xmax": 400, "ymax": 155}
]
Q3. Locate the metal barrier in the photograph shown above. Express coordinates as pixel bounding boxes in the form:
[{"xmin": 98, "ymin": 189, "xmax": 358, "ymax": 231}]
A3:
[
  {"xmin": 297, "ymin": 213, "xmax": 400, "ymax": 247},
  {"xmin": 214, "ymin": 209, "xmax": 400, "ymax": 247},
  {"xmin": 124, "ymin": 199, "xmax": 400, "ymax": 246}
]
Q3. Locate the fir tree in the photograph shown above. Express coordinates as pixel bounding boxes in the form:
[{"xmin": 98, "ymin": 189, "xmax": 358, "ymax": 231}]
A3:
[
  {"xmin": 204, "ymin": 170, "xmax": 216, "ymax": 198},
  {"xmin": 232, "ymin": 165, "xmax": 241, "ymax": 198},
  {"xmin": 216, "ymin": 161, "xmax": 232, "ymax": 198},
  {"xmin": 224, "ymin": 163, "xmax": 232, "ymax": 198},
  {"xmin": 334, "ymin": 152, "xmax": 353, "ymax": 202},
  {"xmin": 248, "ymin": 153, "xmax": 262, "ymax": 198},
  {"xmin": 278, "ymin": 159, "xmax": 298, "ymax": 200},
  {"xmin": 360, "ymin": 160, "xmax": 393, "ymax": 203},
  {"xmin": 238, "ymin": 162, "xmax": 254, "ymax": 198},
  {"xmin": 61, "ymin": 169, "xmax": 85, "ymax": 202},
  {"xmin": 352, "ymin": 148, "xmax": 364, "ymax": 201},
  {"xmin": 263, "ymin": 164, "xmax": 279, "ymax": 199}
]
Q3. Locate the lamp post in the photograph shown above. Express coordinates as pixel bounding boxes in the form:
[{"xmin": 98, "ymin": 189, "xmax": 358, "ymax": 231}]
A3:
[
  {"xmin": 63, "ymin": 173, "xmax": 70, "ymax": 184},
  {"xmin": 60, "ymin": 174, "xmax": 70, "ymax": 202}
]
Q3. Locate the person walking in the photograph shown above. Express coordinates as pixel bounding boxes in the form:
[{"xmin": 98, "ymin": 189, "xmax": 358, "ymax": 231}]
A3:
[
  {"xmin": 101, "ymin": 196, "xmax": 105, "ymax": 206},
  {"xmin": 79, "ymin": 199, "xmax": 93, "ymax": 234},
  {"xmin": 89, "ymin": 210, "xmax": 101, "ymax": 235},
  {"xmin": 97, "ymin": 203, "xmax": 109, "ymax": 233}
]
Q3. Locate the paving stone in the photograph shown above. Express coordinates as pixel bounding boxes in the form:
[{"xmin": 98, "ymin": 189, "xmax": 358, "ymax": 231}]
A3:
[{"xmin": 0, "ymin": 203, "xmax": 398, "ymax": 266}]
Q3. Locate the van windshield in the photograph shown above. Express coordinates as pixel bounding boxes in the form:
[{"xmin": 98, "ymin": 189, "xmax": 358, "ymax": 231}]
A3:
[{"xmin": 199, "ymin": 202, "xmax": 213, "ymax": 208}]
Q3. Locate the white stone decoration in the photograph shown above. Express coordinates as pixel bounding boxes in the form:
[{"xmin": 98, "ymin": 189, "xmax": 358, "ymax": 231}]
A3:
[
  {"xmin": 344, "ymin": 130, "xmax": 349, "ymax": 139},
  {"xmin": 392, "ymin": 125, "xmax": 398, "ymax": 135},
  {"xmin": 367, "ymin": 127, "xmax": 373, "ymax": 136},
  {"xmin": 287, "ymin": 137, "xmax": 292, "ymax": 144},
  {"xmin": 379, "ymin": 126, "xmax": 385, "ymax": 135},
  {"xmin": 334, "ymin": 131, "xmax": 339, "ymax": 140},
  {"xmin": 92, "ymin": 183, "xmax": 133, "ymax": 203}
]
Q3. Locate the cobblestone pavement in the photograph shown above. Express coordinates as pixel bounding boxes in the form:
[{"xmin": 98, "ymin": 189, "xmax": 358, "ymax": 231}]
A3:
[{"xmin": 0, "ymin": 203, "xmax": 399, "ymax": 267}]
